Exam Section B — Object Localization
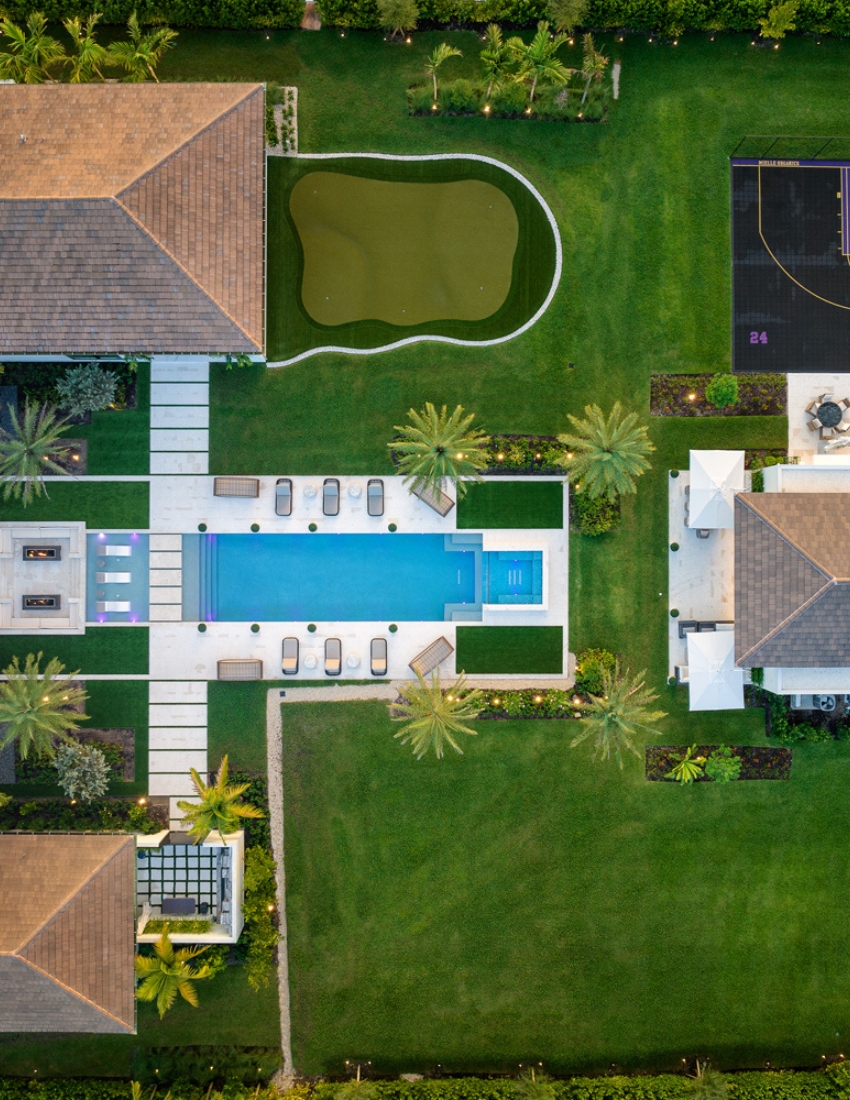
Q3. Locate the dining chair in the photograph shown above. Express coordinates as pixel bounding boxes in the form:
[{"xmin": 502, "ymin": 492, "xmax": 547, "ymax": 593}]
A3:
[{"xmin": 808, "ymin": 418, "xmax": 822, "ymax": 432}]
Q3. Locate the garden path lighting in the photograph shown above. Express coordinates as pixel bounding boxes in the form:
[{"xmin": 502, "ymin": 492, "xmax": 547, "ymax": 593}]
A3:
[
  {"xmin": 406, "ymin": 36, "xmax": 411, "ymax": 43},
  {"xmin": 484, "ymin": 104, "xmax": 491, "ymax": 113}
]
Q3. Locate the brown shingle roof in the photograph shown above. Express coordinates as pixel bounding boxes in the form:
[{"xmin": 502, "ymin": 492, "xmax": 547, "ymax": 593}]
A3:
[
  {"xmin": 735, "ymin": 493, "xmax": 850, "ymax": 667},
  {"xmin": 0, "ymin": 835, "xmax": 136, "ymax": 1033},
  {"xmin": 0, "ymin": 83, "xmax": 264, "ymax": 354}
]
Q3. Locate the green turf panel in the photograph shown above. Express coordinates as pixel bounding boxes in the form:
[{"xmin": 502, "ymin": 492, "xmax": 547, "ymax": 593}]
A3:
[
  {"xmin": 0, "ymin": 628, "xmax": 148, "ymax": 675},
  {"xmin": 457, "ymin": 481, "xmax": 564, "ymax": 529},
  {"xmin": 74, "ymin": 359, "xmax": 151, "ymax": 475},
  {"xmin": 208, "ymin": 680, "xmax": 276, "ymax": 774},
  {"xmin": 0, "ymin": 481, "xmax": 149, "ymax": 529},
  {"xmin": 456, "ymin": 625, "xmax": 563, "ymax": 673}
]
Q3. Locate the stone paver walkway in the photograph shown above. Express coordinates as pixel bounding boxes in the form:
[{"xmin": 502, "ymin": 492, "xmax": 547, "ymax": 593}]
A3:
[
  {"xmin": 150, "ymin": 359, "xmax": 210, "ymax": 475},
  {"xmin": 147, "ymin": 680, "xmax": 208, "ymax": 829}
]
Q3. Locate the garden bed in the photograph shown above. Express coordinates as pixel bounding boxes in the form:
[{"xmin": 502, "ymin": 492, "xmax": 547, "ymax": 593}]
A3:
[
  {"xmin": 0, "ymin": 794, "xmax": 165, "ymax": 832},
  {"xmin": 650, "ymin": 373, "xmax": 786, "ymax": 416},
  {"xmin": 483, "ymin": 434, "xmax": 564, "ymax": 475},
  {"xmin": 14, "ymin": 728, "xmax": 135, "ymax": 785},
  {"xmin": 0, "ymin": 361, "xmax": 138, "ymax": 413},
  {"xmin": 646, "ymin": 744, "xmax": 792, "ymax": 781}
]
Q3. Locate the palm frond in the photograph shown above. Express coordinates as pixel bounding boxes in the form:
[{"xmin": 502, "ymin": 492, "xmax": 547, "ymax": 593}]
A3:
[
  {"xmin": 559, "ymin": 402, "xmax": 654, "ymax": 501},
  {"xmin": 570, "ymin": 663, "xmax": 666, "ymax": 768},
  {"xmin": 393, "ymin": 671, "xmax": 482, "ymax": 759}
]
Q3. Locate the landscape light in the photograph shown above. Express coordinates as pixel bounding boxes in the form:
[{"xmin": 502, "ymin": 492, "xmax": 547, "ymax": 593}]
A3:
[
  {"xmin": 267, "ymin": 904, "xmax": 274, "ymax": 911},
  {"xmin": 525, "ymin": 106, "xmax": 532, "ymax": 114},
  {"xmin": 70, "ymin": 799, "xmax": 76, "ymax": 805},
  {"xmin": 405, "ymin": 36, "xmax": 411, "ymax": 43},
  {"xmin": 673, "ymin": 38, "xmax": 678, "ymax": 44},
  {"xmin": 484, "ymin": 104, "xmax": 491, "ymax": 113},
  {"xmin": 138, "ymin": 797, "xmax": 147, "ymax": 805},
  {"xmin": 774, "ymin": 42, "xmax": 779, "ymax": 47},
  {"xmin": 536, "ymin": 452, "xmax": 542, "ymax": 458},
  {"xmin": 432, "ymin": 103, "xmax": 438, "ymax": 110},
  {"xmin": 42, "ymin": 696, "xmax": 48, "ymax": 702},
  {"xmin": 497, "ymin": 453, "xmax": 504, "ymax": 460},
  {"xmin": 688, "ymin": 393, "xmax": 696, "ymax": 401},
  {"xmin": 493, "ymin": 698, "xmax": 500, "ymax": 705},
  {"xmin": 569, "ymin": 37, "xmax": 574, "ymax": 44},
  {"xmin": 534, "ymin": 696, "xmax": 542, "ymax": 703}
]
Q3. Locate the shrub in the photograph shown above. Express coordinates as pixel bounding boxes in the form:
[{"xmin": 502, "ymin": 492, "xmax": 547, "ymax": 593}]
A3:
[
  {"xmin": 377, "ymin": 0, "xmax": 419, "ymax": 36},
  {"xmin": 408, "ymin": 83, "xmax": 436, "ymax": 112},
  {"xmin": 490, "ymin": 80, "xmax": 528, "ymax": 114},
  {"xmin": 239, "ymin": 846, "xmax": 279, "ymax": 992},
  {"xmin": 443, "ymin": 78, "xmax": 481, "ymax": 112},
  {"xmin": 574, "ymin": 647, "xmax": 617, "ymax": 695},
  {"xmin": 56, "ymin": 364, "xmax": 117, "ymax": 416},
  {"xmin": 144, "ymin": 917, "xmax": 213, "ymax": 934},
  {"xmin": 751, "ymin": 469, "xmax": 765, "ymax": 492},
  {"xmin": 705, "ymin": 744, "xmax": 742, "ymax": 783},
  {"xmin": 750, "ymin": 667, "xmax": 764, "ymax": 686},
  {"xmin": 265, "ymin": 102, "xmax": 278, "ymax": 146},
  {"xmin": 572, "ymin": 490, "xmax": 620, "ymax": 535},
  {"xmin": 130, "ymin": 1045, "xmax": 282, "ymax": 1087},
  {"xmin": 704, "ymin": 372, "xmax": 739, "ymax": 409},
  {"xmin": 53, "ymin": 742, "xmax": 111, "ymax": 802}
]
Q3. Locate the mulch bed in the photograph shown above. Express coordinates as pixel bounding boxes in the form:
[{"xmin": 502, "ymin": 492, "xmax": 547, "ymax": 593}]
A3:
[
  {"xmin": 14, "ymin": 727, "xmax": 134, "ymax": 784},
  {"xmin": 646, "ymin": 744, "xmax": 792, "ymax": 781},
  {"xmin": 54, "ymin": 438, "xmax": 88, "ymax": 475},
  {"xmin": 650, "ymin": 374, "xmax": 786, "ymax": 417}
]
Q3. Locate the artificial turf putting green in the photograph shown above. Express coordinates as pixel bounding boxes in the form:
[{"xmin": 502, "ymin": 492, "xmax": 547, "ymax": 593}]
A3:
[
  {"xmin": 457, "ymin": 480, "xmax": 564, "ymax": 529},
  {"xmin": 290, "ymin": 173, "xmax": 518, "ymax": 326},
  {"xmin": 456, "ymin": 625, "xmax": 563, "ymax": 673}
]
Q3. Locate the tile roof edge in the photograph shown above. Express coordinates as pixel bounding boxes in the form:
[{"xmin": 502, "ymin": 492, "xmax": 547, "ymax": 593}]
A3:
[
  {"xmin": 14, "ymin": 834, "xmax": 134, "ymax": 956},
  {"xmin": 112, "ymin": 197, "xmax": 262, "ymax": 353},
  {"xmin": 738, "ymin": 493, "xmax": 834, "ymax": 580},
  {"xmin": 736, "ymin": 578, "xmax": 836, "ymax": 666},
  {"xmin": 15, "ymin": 955, "xmax": 135, "ymax": 1033}
]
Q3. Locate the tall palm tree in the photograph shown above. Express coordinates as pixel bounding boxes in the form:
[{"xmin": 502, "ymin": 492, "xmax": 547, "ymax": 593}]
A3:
[
  {"xmin": 134, "ymin": 931, "xmax": 212, "ymax": 1018},
  {"xmin": 424, "ymin": 42, "xmax": 462, "ymax": 101},
  {"xmin": 64, "ymin": 13, "xmax": 109, "ymax": 83},
  {"xmin": 108, "ymin": 12, "xmax": 177, "ymax": 83},
  {"xmin": 508, "ymin": 21, "xmax": 571, "ymax": 104},
  {"xmin": 0, "ymin": 13, "xmax": 67, "ymax": 83},
  {"xmin": 570, "ymin": 663, "xmax": 666, "ymax": 768},
  {"xmin": 558, "ymin": 402, "xmax": 654, "ymax": 501},
  {"xmin": 579, "ymin": 31, "xmax": 608, "ymax": 105},
  {"xmin": 481, "ymin": 23, "xmax": 509, "ymax": 99},
  {"xmin": 177, "ymin": 753, "xmax": 264, "ymax": 843},
  {"xmin": 391, "ymin": 402, "xmax": 489, "ymax": 501},
  {"xmin": 0, "ymin": 653, "xmax": 87, "ymax": 761},
  {"xmin": 392, "ymin": 671, "xmax": 482, "ymax": 759},
  {"xmin": 0, "ymin": 403, "xmax": 72, "ymax": 505}
]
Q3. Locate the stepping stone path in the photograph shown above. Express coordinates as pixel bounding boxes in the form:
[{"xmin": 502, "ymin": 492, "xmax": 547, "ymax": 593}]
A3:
[
  {"xmin": 147, "ymin": 680, "xmax": 208, "ymax": 831},
  {"xmin": 150, "ymin": 359, "xmax": 210, "ymax": 475}
]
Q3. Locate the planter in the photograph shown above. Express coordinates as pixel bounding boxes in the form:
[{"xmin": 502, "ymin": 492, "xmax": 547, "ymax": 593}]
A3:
[
  {"xmin": 650, "ymin": 373, "xmax": 786, "ymax": 417},
  {"xmin": 646, "ymin": 745, "xmax": 792, "ymax": 781}
]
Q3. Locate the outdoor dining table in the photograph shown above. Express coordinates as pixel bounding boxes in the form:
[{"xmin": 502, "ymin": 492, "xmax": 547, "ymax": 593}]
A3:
[{"xmin": 818, "ymin": 400, "xmax": 843, "ymax": 428}]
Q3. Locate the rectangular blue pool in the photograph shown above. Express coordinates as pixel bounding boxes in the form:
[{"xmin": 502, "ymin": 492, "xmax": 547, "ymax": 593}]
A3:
[{"xmin": 184, "ymin": 533, "xmax": 477, "ymax": 622}]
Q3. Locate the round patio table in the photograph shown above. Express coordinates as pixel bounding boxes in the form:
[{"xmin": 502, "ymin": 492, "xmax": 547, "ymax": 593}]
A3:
[{"xmin": 818, "ymin": 401, "xmax": 843, "ymax": 428}]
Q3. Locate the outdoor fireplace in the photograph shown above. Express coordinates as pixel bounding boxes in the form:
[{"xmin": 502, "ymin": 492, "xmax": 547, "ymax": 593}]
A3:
[
  {"xmin": 23, "ymin": 546, "xmax": 61, "ymax": 561},
  {"xmin": 22, "ymin": 595, "xmax": 60, "ymax": 610}
]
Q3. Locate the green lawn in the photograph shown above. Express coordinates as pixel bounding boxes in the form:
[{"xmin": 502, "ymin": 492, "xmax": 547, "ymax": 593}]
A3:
[
  {"xmin": 0, "ymin": 481, "xmax": 149, "ymax": 529},
  {"xmin": 457, "ymin": 481, "xmax": 564, "ymax": 529},
  {"xmin": 73, "ymin": 359, "xmax": 151, "ymax": 475},
  {"xmin": 456, "ymin": 625, "xmax": 563, "ymax": 673},
  {"xmin": 0, "ymin": 628, "xmax": 148, "ymax": 675},
  {"xmin": 208, "ymin": 680, "xmax": 277, "ymax": 774}
]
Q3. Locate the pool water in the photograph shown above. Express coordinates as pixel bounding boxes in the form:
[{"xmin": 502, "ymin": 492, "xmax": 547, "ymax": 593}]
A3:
[
  {"xmin": 85, "ymin": 533, "xmax": 149, "ymax": 623},
  {"xmin": 483, "ymin": 550, "xmax": 543, "ymax": 605},
  {"xmin": 185, "ymin": 533, "xmax": 477, "ymax": 622}
]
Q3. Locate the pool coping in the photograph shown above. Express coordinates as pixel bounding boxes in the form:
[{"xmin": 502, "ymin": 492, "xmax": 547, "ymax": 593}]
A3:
[{"xmin": 265, "ymin": 152, "xmax": 563, "ymax": 368}]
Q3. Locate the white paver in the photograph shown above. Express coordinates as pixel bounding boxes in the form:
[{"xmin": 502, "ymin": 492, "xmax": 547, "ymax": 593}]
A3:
[
  {"xmin": 151, "ymin": 363, "xmax": 210, "ymax": 383},
  {"xmin": 150, "ymin": 429, "xmax": 209, "ymax": 452},
  {"xmin": 150, "ymin": 588, "xmax": 182, "ymax": 604},
  {"xmin": 149, "ymin": 727, "xmax": 208, "ymax": 750},
  {"xmin": 150, "ymin": 551, "xmax": 182, "ymax": 569},
  {"xmin": 151, "ymin": 382, "xmax": 209, "ymax": 405},
  {"xmin": 150, "ymin": 569, "xmax": 182, "ymax": 586},
  {"xmin": 149, "ymin": 749, "xmax": 209, "ymax": 773},
  {"xmin": 150, "ymin": 605, "xmax": 183, "ymax": 621},
  {"xmin": 149, "ymin": 702, "xmax": 208, "ymax": 725},
  {"xmin": 150, "ymin": 534, "xmax": 182, "ymax": 551},
  {"xmin": 149, "ymin": 682, "xmax": 208, "ymax": 703},
  {"xmin": 151, "ymin": 406, "xmax": 210, "ymax": 429},
  {"xmin": 150, "ymin": 452, "xmax": 209, "ymax": 475},
  {"xmin": 149, "ymin": 773, "xmax": 198, "ymax": 797}
]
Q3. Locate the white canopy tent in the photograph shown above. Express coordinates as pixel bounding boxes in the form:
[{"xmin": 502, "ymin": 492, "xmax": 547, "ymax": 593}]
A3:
[
  {"xmin": 686, "ymin": 629, "xmax": 744, "ymax": 711},
  {"xmin": 688, "ymin": 449, "xmax": 745, "ymax": 529}
]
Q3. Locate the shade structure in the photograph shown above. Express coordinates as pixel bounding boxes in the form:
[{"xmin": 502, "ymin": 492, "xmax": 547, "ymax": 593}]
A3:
[
  {"xmin": 688, "ymin": 449, "xmax": 745, "ymax": 529},
  {"xmin": 687, "ymin": 630, "xmax": 745, "ymax": 711}
]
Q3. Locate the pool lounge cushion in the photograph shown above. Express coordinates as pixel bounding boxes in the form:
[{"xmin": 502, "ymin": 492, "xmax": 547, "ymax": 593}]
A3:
[
  {"xmin": 371, "ymin": 637, "xmax": 388, "ymax": 676},
  {"xmin": 282, "ymin": 637, "xmax": 299, "ymax": 675}
]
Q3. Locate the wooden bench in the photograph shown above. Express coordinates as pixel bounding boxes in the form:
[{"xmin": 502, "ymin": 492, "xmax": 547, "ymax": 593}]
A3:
[
  {"xmin": 213, "ymin": 477, "xmax": 260, "ymax": 498},
  {"xmin": 217, "ymin": 659, "xmax": 263, "ymax": 681},
  {"xmin": 409, "ymin": 636, "xmax": 454, "ymax": 677},
  {"xmin": 411, "ymin": 481, "xmax": 454, "ymax": 517}
]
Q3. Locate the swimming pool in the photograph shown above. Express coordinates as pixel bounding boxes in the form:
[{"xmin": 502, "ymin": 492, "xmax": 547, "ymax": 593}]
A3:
[
  {"xmin": 85, "ymin": 532, "xmax": 149, "ymax": 623},
  {"xmin": 183, "ymin": 533, "xmax": 477, "ymax": 622}
]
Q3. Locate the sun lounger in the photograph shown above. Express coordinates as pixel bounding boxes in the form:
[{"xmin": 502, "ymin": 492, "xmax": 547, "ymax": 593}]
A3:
[
  {"xmin": 96, "ymin": 572, "xmax": 131, "ymax": 584},
  {"xmin": 370, "ymin": 637, "xmax": 388, "ymax": 677},
  {"xmin": 411, "ymin": 480, "xmax": 454, "ymax": 517},
  {"xmin": 282, "ymin": 637, "xmax": 299, "ymax": 675},
  {"xmin": 217, "ymin": 659, "xmax": 263, "ymax": 681},
  {"xmin": 275, "ymin": 477, "xmax": 292, "ymax": 516},
  {"xmin": 214, "ymin": 477, "xmax": 260, "ymax": 498},
  {"xmin": 323, "ymin": 478, "xmax": 340, "ymax": 516},
  {"xmin": 96, "ymin": 601, "xmax": 131, "ymax": 613},
  {"xmin": 103, "ymin": 545, "xmax": 132, "ymax": 556},
  {"xmin": 367, "ymin": 478, "xmax": 384, "ymax": 517},
  {"xmin": 409, "ymin": 636, "xmax": 454, "ymax": 677},
  {"xmin": 325, "ymin": 638, "xmax": 342, "ymax": 677}
]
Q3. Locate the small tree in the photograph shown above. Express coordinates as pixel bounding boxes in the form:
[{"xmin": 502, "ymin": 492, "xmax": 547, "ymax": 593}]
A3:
[
  {"xmin": 759, "ymin": 0, "xmax": 798, "ymax": 39},
  {"xmin": 0, "ymin": 12, "xmax": 66, "ymax": 83},
  {"xmin": 392, "ymin": 671, "xmax": 482, "ymax": 759},
  {"xmin": 481, "ymin": 23, "xmax": 510, "ymax": 99},
  {"xmin": 704, "ymin": 373, "xmax": 739, "ymax": 409},
  {"xmin": 559, "ymin": 402, "xmax": 654, "ymax": 502},
  {"xmin": 134, "ymin": 931, "xmax": 212, "ymax": 1018},
  {"xmin": 177, "ymin": 754, "xmax": 264, "ymax": 843},
  {"xmin": 377, "ymin": 0, "xmax": 418, "ymax": 40},
  {"xmin": 0, "ymin": 653, "xmax": 87, "ymax": 761},
  {"xmin": 424, "ymin": 42, "xmax": 462, "ymax": 101},
  {"xmin": 570, "ymin": 663, "xmax": 666, "ymax": 768},
  {"xmin": 57, "ymin": 364, "xmax": 118, "ymax": 416},
  {"xmin": 0, "ymin": 403, "xmax": 72, "ymax": 505},
  {"xmin": 546, "ymin": 0, "xmax": 586, "ymax": 34},
  {"xmin": 579, "ymin": 32, "xmax": 608, "ymax": 105},
  {"xmin": 108, "ymin": 11, "xmax": 177, "ymax": 82},
  {"xmin": 53, "ymin": 741, "xmax": 111, "ymax": 801},
  {"xmin": 391, "ymin": 402, "xmax": 489, "ymax": 501},
  {"xmin": 64, "ymin": 13, "xmax": 109, "ymax": 82},
  {"xmin": 508, "ymin": 21, "xmax": 572, "ymax": 105}
]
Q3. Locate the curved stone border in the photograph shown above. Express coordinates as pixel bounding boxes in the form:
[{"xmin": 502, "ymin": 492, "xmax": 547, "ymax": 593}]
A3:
[{"xmin": 266, "ymin": 152, "xmax": 563, "ymax": 368}]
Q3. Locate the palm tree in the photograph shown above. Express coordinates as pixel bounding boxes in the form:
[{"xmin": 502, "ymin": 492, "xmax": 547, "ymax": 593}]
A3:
[
  {"xmin": 64, "ymin": 13, "xmax": 109, "ymax": 83},
  {"xmin": 391, "ymin": 402, "xmax": 489, "ymax": 501},
  {"xmin": 0, "ymin": 653, "xmax": 87, "ymax": 761},
  {"xmin": 579, "ymin": 31, "xmax": 608, "ymax": 105},
  {"xmin": 108, "ymin": 12, "xmax": 177, "ymax": 83},
  {"xmin": 424, "ymin": 42, "xmax": 462, "ymax": 101},
  {"xmin": 570, "ymin": 663, "xmax": 666, "ymax": 768},
  {"xmin": 558, "ymin": 402, "xmax": 654, "ymax": 502},
  {"xmin": 177, "ymin": 753, "xmax": 264, "ymax": 843},
  {"xmin": 393, "ymin": 671, "xmax": 482, "ymax": 759},
  {"xmin": 134, "ymin": 931, "xmax": 212, "ymax": 1018},
  {"xmin": 0, "ymin": 403, "xmax": 72, "ymax": 505},
  {"xmin": 481, "ymin": 23, "xmax": 509, "ymax": 99},
  {"xmin": 0, "ymin": 13, "xmax": 66, "ymax": 83},
  {"xmin": 546, "ymin": 0, "xmax": 587, "ymax": 34},
  {"xmin": 508, "ymin": 21, "xmax": 571, "ymax": 104}
]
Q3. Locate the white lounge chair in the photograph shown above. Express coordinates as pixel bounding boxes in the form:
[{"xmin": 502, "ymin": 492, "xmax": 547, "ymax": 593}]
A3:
[
  {"xmin": 96, "ymin": 601, "xmax": 131, "ymax": 612},
  {"xmin": 367, "ymin": 478, "xmax": 384, "ymax": 517},
  {"xmin": 323, "ymin": 478, "xmax": 340, "ymax": 517},
  {"xmin": 282, "ymin": 637, "xmax": 299, "ymax": 675},
  {"xmin": 96, "ymin": 572, "xmax": 131, "ymax": 584},
  {"xmin": 371, "ymin": 637, "xmax": 388, "ymax": 677},
  {"xmin": 276, "ymin": 478, "xmax": 292, "ymax": 517},
  {"xmin": 325, "ymin": 638, "xmax": 341, "ymax": 677},
  {"xmin": 103, "ymin": 545, "xmax": 132, "ymax": 556}
]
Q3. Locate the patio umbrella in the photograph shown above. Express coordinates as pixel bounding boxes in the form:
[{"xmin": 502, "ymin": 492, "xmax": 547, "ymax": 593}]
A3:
[
  {"xmin": 688, "ymin": 449, "xmax": 745, "ymax": 529},
  {"xmin": 686, "ymin": 630, "xmax": 744, "ymax": 711}
]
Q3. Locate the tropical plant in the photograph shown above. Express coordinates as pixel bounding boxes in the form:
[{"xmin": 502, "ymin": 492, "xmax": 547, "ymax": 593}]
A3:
[
  {"xmin": 337, "ymin": 1082, "xmax": 377, "ymax": 1100},
  {"xmin": 573, "ymin": 647, "xmax": 617, "ymax": 695},
  {"xmin": 0, "ymin": 792, "xmax": 11, "ymax": 809},
  {"xmin": 579, "ymin": 32, "xmax": 609, "ymax": 105},
  {"xmin": 481, "ymin": 23, "xmax": 510, "ymax": 99},
  {"xmin": 704, "ymin": 745, "xmax": 742, "ymax": 784},
  {"xmin": 0, "ymin": 402, "xmax": 72, "ymax": 505},
  {"xmin": 558, "ymin": 402, "xmax": 655, "ymax": 502},
  {"xmin": 108, "ymin": 11, "xmax": 177, "ymax": 82},
  {"xmin": 134, "ymin": 931, "xmax": 212, "ymax": 1019},
  {"xmin": 570, "ymin": 663, "xmax": 666, "ymax": 768},
  {"xmin": 512, "ymin": 1068, "xmax": 557, "ymax": 1100},
  {"xmin": 0, "ymin": 653, "xmax": 87, "ymax": 761},
  {"xmin": 546, "ymin": 0, "xmax": 586, "ymax": 33},
  {"xmin": 759, "ymin": 0, "xmax": 798, "ymax": 38},
  {"xmin": 53, "ymin": 741, "xmax": 111, "ymax": 801},
  {"xmin": 63, "ymin": 12, "xmax": 108, "ymax": 82},
  {"xmin": 392, "ymin": 671, "xmax": 482, "ymax": 759},
  {"xmin": 377, "ymin": 0, "xmax": 418, "ymax": 39},
  {"xmin": 508, "ymin": 21, "xmax": 572, "ymax": 104},
  {"xmin": 177, "ymin": 754, "xmax": 264, "ymax": 843},
  {"xmin": 704, "ymin": 373, "xmax": 740, "ymax": 408},
  {"xmin": 687, "ymin": 1062, "xmax": 730, "ymax": 1100},
  {"xmin": 667, "ymin": 744, "xmax": 706, "ymax": 784},
  {"xmin": 0, "ymin": 12, "xmax": 66, "ymax": 83},
  {"xmin": 391, "ymin": 402, "xmax": 489, "ymax": 501},
  {"xmin": 57, "ymin": 364, "xmax": 117, "ymax": 415},
  {"xmin": 424, "ymin": 42, "xmax": 462, "ymax": 101}
]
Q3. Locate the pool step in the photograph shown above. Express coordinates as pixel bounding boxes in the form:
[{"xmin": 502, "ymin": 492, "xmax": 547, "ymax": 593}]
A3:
[{"xmin": 149, "ymin": 534, "xmax": 183, "ymax": 623}]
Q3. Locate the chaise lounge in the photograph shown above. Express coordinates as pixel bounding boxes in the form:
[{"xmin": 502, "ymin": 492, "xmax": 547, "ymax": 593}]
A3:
[
  {"xmin": 323, "ymin": 478, "xmax": 340, "ymax": 517},
  {"xmin": 325, "ymin": 638, "xmax": 342, "ymax": 676},
  {"xmin": 282, "ymin": 637, "xmax": 299, "ymax": 675},
  {"xmin": 370, "ymin": 637, "xmax": 388, "ymax": 677},
  {"xmin": 367, "ymin": 478, "xmax": 384, "ymax": 517},
  {"xmin": 275, "ymin": 478, "xmax": 292, "ymax": 517}
]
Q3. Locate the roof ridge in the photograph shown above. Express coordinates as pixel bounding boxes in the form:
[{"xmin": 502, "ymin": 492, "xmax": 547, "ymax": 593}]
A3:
[
  {"xmin": 736, "ymin": 576, "xmax": 835, "ymax": 665},
  {"xmin": 14, "ymin": 836, "xmax": 133, "ymax": 955},
  {"xmin": 111, "ymin": 197, "xmax": 261, "ymax": 352},
  {"xmin": 16, "ymin": 955, "xmax": 134, "ymax": 1034},
  {"xmin": 739, "ymin": 493, "xmax": 834, "ymax": 579}
]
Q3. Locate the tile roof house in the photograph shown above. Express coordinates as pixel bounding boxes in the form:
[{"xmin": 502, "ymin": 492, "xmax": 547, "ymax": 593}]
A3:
[
  {"xmin": 0, "ymin": 834, "xmax": 136, "ymax": 1033},
  {"xmin": 0, "ymin": 83, "xmax": 265, "ymax": 356}
]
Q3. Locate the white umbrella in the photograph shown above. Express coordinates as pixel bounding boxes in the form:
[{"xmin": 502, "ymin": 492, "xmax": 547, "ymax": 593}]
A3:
[
  {"xmin": 688, "ymin": 449, "xmax": 745, "ymax": 529},
  {"xmin": 686, "ymin": 630, "xmax": 744, "ymax": 711}
]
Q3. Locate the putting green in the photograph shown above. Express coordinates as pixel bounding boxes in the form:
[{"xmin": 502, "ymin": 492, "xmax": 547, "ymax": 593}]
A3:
[{"xmin": 290, "ymin": 173, "xmax": 519, "ymax": 326}]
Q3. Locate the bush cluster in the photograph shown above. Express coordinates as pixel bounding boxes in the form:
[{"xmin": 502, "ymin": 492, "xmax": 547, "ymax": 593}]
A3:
[
  {"xmin": 56, "ymin": 364, "xmax": 117, "ymax": 417},
  {"xmin": 485, "ymin": 434, "xmax": 565, "ymax": 474},
  {"xmin": 477, "ymin": 686, "xmax": 586, "ymax": 717},
  {"xmin": 0, "ymin": 795, "xmax": 162, "ymax": 833},
  {"xmin": 573, "ymin": 647, "xmax": 617, "ymax": 694},
  {"xmin": 763, "ymin": 691, "xmax": 850, "ymax": 744},
  {"xmin": 410, "ymin": 76, "xmax": 608, "ymax": 120},
  {"xmin": 571, "ymin": 490, "xmax": 620, "ymax": 535},
  {"xmin": 130, "ymin": 1046, "xmax": 282, "ymax": 1087},
  {"xmin": 237, "ymin": 845, "xmax": 279, "ymax": 991}
]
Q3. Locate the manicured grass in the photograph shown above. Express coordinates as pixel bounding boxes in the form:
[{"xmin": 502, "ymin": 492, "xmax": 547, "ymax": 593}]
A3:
[
  {"xmin": 0, "ymin": 481, "xmax": 149, "ymax": 529},
  {"xmin": 267, "ymin": 154, "xmax": 557, "ymax": 360},
  {"xmin": 0, "ymin": 628, "xmax": 148, "ymax": 675},
  {"xmin": 457, "ymin": 480, "xmax": 563, "ymax": 529},
  {"xmin": 73, "ymin": 359, "xmax": 151, "ymax": 475},
  {"xmin": 0, "ymin": 966, "xmax": 281, "ymax": 1077},
  {"xmin": 208, "ymin": 680, "xmax": 276, "ymax": 774},
  {"xmin": 456, "ymin": 625, "xmax": 563, "ymax": 673},
  {"xmin": 282, "ymin": 700, "xmax": 850, "ymax": 1074}
]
